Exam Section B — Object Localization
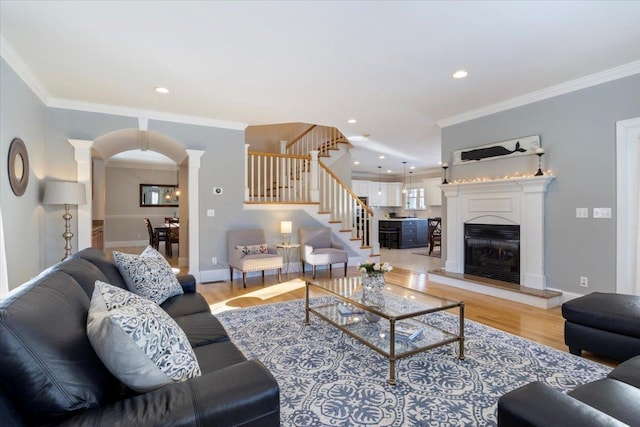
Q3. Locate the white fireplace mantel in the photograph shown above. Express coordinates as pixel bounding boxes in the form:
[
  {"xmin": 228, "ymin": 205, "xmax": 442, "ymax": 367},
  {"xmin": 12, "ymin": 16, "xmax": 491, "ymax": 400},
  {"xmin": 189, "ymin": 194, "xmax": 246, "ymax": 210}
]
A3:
[{"xmin": 441, "ymin": 176, "xmax": 555, "ymax": 290}]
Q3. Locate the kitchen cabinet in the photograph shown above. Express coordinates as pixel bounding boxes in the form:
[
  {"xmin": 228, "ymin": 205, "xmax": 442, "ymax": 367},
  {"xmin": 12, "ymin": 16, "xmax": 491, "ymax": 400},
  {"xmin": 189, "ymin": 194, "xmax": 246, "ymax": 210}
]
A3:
[
  {"xmin": 385, "ymin": 182, "xmax": 402, "ymax": 207},
  {"xmin": 352, "ymin": 180, "xmax": 402, "ymax": 207},
  {"xmin": 379, "ymin": 219, "xmax": 428, "ymax": 249},
  {"xmin": 352, "ymin": 180, "xmax": 370, "ymax": 198},
  {"xmin": 424, "ymin": 177, "xmax": 443, "ymax": 206},
  {"xmin": 92, "ymin": 221, "xmax": 104, "ymax": 250}
]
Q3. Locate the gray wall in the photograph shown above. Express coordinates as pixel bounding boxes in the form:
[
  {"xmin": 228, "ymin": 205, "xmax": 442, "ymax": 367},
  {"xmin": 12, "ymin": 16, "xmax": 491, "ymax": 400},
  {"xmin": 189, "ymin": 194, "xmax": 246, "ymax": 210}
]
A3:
[
  {"xmin": 104, "ymin": 166, "xmax": 178, "ymax": 245},
  {"xmin": 441, "ymin": 74, "xmax": 640, "ymax": 294},
  {"xmin": 1, "ymin": 56, "xmax": 326, "ymax": 289},
  {"xmin": 0, "ymin": 58, "xmax": 47, "ymax": 286}
]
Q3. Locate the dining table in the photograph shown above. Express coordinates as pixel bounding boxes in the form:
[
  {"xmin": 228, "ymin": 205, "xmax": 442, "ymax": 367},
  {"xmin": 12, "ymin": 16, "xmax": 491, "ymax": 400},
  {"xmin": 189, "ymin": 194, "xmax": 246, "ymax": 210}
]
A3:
[{"xmin": 154, "ymin": 220, "xmax": 179, "ymax": 257}]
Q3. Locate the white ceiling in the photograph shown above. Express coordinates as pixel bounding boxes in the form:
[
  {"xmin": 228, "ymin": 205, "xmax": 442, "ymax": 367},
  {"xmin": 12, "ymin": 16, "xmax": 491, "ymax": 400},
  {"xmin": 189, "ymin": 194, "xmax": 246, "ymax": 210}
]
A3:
[{"xmin": 2, "ymin": 1, "xmax": 639, "ymax": 177}]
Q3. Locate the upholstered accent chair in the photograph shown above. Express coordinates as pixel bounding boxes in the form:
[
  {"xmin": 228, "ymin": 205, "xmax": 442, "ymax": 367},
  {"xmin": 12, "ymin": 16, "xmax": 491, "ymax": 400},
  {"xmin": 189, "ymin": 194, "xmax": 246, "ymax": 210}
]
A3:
[
  {"xmin": 227, "ymin": 229, "xmax": 283, "ymax": 288},
  {"xmin": 299, "ymin": 227, "xmax": 348, "ymax": 279}
]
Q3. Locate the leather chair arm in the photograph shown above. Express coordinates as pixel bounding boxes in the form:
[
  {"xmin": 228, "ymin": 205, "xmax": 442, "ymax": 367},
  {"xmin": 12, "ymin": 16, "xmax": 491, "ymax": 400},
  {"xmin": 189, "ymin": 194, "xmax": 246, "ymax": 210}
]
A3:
[
  {"xmin": 55, "ymin": 360, "xmax": 279, "ymax": 427},
  {"xmin": 177, "ymin": 274, "xmax": 196, "ymax": 293},
  {"xmin": 497, "ymin": 381, "xmax": 627, "ymax": 427}
]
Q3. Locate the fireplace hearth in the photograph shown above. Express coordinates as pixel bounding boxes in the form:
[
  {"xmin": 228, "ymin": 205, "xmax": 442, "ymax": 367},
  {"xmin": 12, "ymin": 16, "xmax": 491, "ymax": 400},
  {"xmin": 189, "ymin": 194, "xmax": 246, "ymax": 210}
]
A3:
[{"xmin": 464, "ymin": 224, "xmax": 520, "ymax": 284}]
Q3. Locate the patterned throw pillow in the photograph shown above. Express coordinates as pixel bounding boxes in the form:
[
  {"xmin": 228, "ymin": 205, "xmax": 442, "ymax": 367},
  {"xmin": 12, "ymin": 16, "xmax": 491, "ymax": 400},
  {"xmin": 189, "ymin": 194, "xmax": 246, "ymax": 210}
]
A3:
[
  {"xmin": 113, "ymin": 246, "xmax": 183, "ymax": 304},
  {"xmin": 86, "ymin": 281, "xmax": 201, "ymax": 392},
  {"xmin": 236, "ymin": 243, "xmax": 268, "ymax": 255}
]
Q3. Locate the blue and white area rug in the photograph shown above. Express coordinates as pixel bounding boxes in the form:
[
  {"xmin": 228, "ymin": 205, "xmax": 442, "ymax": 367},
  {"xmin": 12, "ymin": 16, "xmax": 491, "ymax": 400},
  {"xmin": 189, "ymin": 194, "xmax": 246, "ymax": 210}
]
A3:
[{"xmin": 217, "ymin": 298, "xmax": 611, "ymax": 426}]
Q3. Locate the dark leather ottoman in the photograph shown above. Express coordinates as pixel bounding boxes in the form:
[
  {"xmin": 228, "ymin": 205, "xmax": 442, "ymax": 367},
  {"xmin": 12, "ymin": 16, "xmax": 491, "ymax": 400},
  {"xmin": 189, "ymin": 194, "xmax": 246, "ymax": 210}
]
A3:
[{"xmin": 562, "ymin": 292, "xmax": 640, "ymax": 361}]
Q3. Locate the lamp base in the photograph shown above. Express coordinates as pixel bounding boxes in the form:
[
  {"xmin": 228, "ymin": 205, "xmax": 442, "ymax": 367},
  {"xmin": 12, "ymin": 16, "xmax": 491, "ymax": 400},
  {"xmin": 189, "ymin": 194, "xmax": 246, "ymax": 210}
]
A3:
[{"xmin": 62, "ymin": 203, "xmax": 73, "ymax": 261}]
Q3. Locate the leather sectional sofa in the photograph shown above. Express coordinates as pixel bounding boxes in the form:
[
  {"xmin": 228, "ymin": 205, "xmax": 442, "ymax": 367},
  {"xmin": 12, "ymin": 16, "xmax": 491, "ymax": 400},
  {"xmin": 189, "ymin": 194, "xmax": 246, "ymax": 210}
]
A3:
[
  {"xmin": 0, "ymin": 248, "xmax": 279, "ymax": 426},
  {"xmin": 498, "ymin": 355, "xmax": 640, "ymax": 426}
]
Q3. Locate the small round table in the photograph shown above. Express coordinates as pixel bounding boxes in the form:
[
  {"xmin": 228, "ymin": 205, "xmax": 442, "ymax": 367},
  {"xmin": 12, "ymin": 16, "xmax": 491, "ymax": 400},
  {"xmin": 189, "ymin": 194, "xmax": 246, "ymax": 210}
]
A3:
[{"xmin": 276, "ymin": 243, "xmax": 300, "ymax": 274}]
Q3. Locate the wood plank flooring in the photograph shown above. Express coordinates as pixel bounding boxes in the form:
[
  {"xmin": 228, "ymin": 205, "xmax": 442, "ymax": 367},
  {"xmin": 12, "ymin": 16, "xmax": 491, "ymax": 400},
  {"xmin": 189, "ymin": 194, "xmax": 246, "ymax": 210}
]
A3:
[
  {"xmin": 197, "ymin": 266, "xmax": 617, "ymax": 368},
  {"xmin": 109, "ymin": 245, "xmax": 615, "ymax": 367}
]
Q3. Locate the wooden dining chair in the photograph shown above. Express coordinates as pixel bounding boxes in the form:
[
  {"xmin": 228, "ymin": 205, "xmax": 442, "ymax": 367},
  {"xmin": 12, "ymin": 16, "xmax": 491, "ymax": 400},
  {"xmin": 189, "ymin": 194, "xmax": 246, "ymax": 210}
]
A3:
[
  {"xmin": 165, "ymin": 217, "xmax": 179, "ymax": 257},
  {"xmin": 428, "ymin": 217, "xmax": 442, "ymax": 255},
  {"xmin": 143, "ymin": 218, "xmax": 158, "ymax": 250}
]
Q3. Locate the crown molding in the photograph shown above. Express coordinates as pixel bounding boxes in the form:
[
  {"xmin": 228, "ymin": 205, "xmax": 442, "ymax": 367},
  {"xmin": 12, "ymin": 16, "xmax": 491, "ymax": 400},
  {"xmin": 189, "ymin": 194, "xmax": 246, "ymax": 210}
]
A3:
[
  {"xmin": 1, "ymin": 35, "xmax": 247, "ymax": 131},
  {"xmin": 437, "ymin": 60, "xmax": 640, "ymax": 128},
  {"xmin": 47, "ymin": 98, "xmax": 248, "ymax": 131},
  {"xmin": 0, "ymin": 35, "xmax": 51, "ymax": 105}
]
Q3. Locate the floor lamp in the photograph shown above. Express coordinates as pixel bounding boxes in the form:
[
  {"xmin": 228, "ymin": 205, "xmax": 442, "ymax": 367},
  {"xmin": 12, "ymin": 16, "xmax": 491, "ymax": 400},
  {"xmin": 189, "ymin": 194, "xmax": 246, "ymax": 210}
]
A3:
[{"xmin": 43, "ymin": 181, "xmax": 87, "ymax": 261}]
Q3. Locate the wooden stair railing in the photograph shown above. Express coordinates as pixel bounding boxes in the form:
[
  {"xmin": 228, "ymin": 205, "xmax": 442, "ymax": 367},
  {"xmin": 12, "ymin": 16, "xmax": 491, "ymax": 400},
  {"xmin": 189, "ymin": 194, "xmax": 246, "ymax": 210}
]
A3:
[
  {"xmin": 245, "ymin": 151, "xmax": 375, "ymax": 250},
  {"xmin": 318, "ymin": 161, "xmax": 374, "ymax": 248},
  {"xmin": 285, "ymin": 125, "xmax": 350, "ymax": 158}
]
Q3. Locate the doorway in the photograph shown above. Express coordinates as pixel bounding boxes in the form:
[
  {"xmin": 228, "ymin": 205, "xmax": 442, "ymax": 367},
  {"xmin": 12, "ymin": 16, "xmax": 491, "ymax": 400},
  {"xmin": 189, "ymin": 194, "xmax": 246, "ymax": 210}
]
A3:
[{"xmin": 616, "ymin": 117, "xmax": 640, "ymax": 295}]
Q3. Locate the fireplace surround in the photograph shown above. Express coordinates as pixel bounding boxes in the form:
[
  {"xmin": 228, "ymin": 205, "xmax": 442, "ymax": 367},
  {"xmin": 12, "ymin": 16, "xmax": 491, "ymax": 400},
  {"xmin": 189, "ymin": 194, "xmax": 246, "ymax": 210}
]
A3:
[{"xmin": 439, "ymin": 176, "xmax": 554, "ymax": 290}]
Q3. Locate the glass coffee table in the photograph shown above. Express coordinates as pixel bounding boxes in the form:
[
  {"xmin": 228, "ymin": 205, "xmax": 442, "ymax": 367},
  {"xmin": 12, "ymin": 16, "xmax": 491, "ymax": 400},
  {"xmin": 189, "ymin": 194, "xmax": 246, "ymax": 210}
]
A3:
[{"xmin": 305, "ymin": 276, "xmax": 464, "ymax": 385}]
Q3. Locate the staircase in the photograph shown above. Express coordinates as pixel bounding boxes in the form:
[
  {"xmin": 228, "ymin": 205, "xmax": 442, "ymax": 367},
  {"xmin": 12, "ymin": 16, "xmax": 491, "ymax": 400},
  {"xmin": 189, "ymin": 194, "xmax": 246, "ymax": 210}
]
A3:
[{"xmin": 244, "ymin": 125, "xmax": 379, "ymax": 264}]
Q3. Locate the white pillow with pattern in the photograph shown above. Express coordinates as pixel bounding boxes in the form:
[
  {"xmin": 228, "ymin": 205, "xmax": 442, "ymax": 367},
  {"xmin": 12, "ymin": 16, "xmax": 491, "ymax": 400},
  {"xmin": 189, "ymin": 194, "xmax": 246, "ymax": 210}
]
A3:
[
  {"xmin": 113, "ymin": 246, "xmax": 183, "ymax": 304},
  {"xmin": 236, "ymin": 243, "xmax": 268, "ymax": 255},
  {"xmin": 87, "ymin": 281, "xmax": 201, "ymax": 392}
]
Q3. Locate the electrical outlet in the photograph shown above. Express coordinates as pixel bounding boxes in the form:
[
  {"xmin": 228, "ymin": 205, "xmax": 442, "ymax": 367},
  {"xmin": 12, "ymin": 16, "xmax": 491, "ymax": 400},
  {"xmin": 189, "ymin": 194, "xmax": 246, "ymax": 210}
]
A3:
[
  {"xmin": 207, "ymin": 209, "xmax": 215, "ymax": 217},
  {"xmin": 580, "ymin": 276, "xmax": 588, "ymax": 287},
  {"xmin": 212, "ymin": 257, "xmax": 217, "ymax": 265}
]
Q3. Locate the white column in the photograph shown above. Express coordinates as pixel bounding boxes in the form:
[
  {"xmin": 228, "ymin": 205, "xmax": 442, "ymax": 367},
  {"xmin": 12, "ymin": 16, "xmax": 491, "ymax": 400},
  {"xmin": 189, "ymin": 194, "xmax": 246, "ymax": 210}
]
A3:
[
  {"xmin": 244, "ymin": 144, "xmax": 250, "ymax": 202},
  {"xmin": 68, "ymin": 139, "xmax": 93, "ymax": 251},
  {"xmin": 519, "ymin": 179, "xmax": 553, "ymax": 289},
  {"xmin": 186, "ymin": 149, "xmax": 204, "ymax": 282},
  {"xmin": 441, "ymin": 184, "xmax": 463, "ymax": 273}
]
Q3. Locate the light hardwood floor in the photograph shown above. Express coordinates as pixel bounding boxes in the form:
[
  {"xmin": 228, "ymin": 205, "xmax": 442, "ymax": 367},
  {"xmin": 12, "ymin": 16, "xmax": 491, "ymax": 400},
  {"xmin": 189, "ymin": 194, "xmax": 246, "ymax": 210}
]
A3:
[{"xmin": 110, "ymin": 245, "xmax": 616, "ymax": 367}]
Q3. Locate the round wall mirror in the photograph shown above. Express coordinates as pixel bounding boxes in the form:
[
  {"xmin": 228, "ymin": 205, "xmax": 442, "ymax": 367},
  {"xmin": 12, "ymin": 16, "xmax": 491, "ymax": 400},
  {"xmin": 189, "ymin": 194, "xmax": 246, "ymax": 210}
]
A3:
[{"xmin": 8, "ymin": 138, "xmax": 29, "ymax": 196}]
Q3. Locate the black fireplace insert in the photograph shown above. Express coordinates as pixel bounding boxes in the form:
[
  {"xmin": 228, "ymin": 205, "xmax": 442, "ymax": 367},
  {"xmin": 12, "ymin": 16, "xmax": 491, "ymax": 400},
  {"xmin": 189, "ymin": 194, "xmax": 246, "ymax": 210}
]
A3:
[{"xmin": 464, "ymin": 223, "xmax": 520, "ymax": 284}]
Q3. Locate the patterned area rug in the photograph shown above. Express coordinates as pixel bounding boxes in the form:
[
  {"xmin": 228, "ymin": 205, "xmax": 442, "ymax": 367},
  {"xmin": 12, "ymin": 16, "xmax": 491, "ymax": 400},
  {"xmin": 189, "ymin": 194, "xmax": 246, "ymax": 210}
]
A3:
[{"xmin": 217, "ymin": 298, "xmax": 610, "ymax": 427}]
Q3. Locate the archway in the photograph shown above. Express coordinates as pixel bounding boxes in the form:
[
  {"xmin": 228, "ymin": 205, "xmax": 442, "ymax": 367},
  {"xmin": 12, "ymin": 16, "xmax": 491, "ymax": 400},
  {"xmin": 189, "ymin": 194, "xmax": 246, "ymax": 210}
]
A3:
[{"xmin": 69, "ymin": 129, "xmax": 204, "ymax": 279}]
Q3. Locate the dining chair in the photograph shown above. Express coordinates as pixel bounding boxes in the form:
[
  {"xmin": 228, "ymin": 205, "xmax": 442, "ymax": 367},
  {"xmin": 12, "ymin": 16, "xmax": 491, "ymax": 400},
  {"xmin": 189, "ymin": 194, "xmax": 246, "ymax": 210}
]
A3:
[
  {"xmin": 428, "ymin": 217, "xmax": 442, "ymax": 255},
  {"xmin": 165, "ymin": 217, "xmax": 179, "ymax": 257},
  {"xmin": 143, "ymin": 218, "xmax": 158, "ymax": 250}
]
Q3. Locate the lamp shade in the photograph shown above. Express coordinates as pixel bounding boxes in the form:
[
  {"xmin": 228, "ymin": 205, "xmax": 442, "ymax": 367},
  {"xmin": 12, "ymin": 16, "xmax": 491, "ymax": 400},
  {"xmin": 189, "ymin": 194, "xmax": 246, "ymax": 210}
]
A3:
[
  {"xmin": 43, "ymin": 181, "xmax": 87, "ymax": 205},
  {"xmin": 280, "ymin": 221, "xmax": 292, "ymax": 234}
]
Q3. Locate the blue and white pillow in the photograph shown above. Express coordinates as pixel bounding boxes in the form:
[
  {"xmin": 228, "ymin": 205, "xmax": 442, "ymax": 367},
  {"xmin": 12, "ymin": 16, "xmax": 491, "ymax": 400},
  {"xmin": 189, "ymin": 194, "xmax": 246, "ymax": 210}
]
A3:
[
  {"xmin": 86, "ymin": 281, "xmax": 201, "ymax": 392},
  {"xmin": 113, "ymin": 246, "xmax": 183, "ymax": 304}
]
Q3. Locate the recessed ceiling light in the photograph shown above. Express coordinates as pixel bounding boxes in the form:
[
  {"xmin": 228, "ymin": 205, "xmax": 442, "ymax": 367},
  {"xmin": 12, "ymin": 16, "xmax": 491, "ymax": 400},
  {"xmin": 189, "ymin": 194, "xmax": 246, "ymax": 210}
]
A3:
[
  {"xmin": 155, "ymin": 87, "xmax": 170, "ymax": 94},
  {"xmin": 353, "ymin": 161, "xmax": 360, "ymax": 165},
  {"xmin": 387, "ymin": 170, "xmax": 392, "ymax": 173},
  {"xmin": 452, "ymin": 70, "xmax": 468, "ymax": 79},
  {"xmin": 379, "ymin": 155, "xmax": 385, "ymax": 159},
  {"xmin": 410, "ymin": 166, "xmax": 416, "ymax": 169},
  {"xmin": 347, "ymin": 118, "xmax": 357, "ymax": 124}
]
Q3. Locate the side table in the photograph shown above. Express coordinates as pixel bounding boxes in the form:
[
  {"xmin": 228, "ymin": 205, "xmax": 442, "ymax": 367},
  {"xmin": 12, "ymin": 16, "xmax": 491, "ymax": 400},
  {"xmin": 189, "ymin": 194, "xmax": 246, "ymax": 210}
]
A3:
[{"xmin": 276, "ymin": 243, "xmax": 300, "ymax": 274}]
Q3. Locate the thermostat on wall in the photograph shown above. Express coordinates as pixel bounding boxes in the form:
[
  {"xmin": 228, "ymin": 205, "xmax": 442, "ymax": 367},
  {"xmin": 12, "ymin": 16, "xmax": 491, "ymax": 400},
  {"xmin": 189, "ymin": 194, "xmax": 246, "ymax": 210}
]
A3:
[{"xmin": 213, "ymin": 187, "xmax": 223, "ymax": 195}]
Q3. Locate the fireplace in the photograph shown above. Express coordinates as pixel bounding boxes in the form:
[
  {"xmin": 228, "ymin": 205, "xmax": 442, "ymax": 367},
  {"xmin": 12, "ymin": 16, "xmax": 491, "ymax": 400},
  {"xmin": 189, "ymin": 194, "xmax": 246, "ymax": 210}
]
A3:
[{"xmin": 464, "ymin": 224, "xmax": 520, "ymax": 284}]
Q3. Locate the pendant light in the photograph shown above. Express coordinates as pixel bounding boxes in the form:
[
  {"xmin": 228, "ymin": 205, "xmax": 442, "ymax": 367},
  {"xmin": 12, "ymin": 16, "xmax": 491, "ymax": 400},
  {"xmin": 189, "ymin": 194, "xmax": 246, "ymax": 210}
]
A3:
[
  {"xmin": 407, "ymin": 171, "xmax": 413, "ymax": 209},
  {"xmin": 377, "ymin": 166, "xmax": 382, "ymax": 196},
  {"xmin": 401, "ymin": 161, "xmax": 407, "ymax": 194}
]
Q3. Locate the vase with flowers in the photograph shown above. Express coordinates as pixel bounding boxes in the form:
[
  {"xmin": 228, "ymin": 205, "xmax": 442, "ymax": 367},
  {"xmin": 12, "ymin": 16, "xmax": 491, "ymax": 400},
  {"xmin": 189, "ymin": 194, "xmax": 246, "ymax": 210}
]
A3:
[{"xmin": 357, "ymin": 259, "xmax": 393, "ymax": 323}]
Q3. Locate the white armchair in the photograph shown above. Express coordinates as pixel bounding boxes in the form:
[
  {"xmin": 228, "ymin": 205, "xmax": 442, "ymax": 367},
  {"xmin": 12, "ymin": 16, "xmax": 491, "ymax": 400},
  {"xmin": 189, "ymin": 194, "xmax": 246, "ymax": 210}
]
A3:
[
  {"xmin": 227, "ymin": 229, "xmax": 282, "ymax": 288},
  {"xmin": 299, "ymin": 227, "xmax": 348, "ymax": 279}
]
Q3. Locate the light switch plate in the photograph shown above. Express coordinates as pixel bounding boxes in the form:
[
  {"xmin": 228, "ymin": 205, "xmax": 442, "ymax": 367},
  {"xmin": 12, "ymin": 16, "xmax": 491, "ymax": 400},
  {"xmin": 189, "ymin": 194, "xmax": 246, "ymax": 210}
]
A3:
[
  {"xmin": 576, "ymin": 208, "xmax": 588, "ymax": 218},
  {"xmin": 593, "ymin": 208, "xmax": 611, "ymax": 219},
  {"xmin": 207, "ymin": 209, "xmax": 215, "ymax": 217}
]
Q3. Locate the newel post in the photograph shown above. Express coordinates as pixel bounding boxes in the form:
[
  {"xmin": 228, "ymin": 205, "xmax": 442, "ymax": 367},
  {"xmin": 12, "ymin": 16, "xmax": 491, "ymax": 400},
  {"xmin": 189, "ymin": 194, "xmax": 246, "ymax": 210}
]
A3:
[{"xmin": 310, "ymin": 150, "xmax": 319, "ymax": 202}]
